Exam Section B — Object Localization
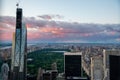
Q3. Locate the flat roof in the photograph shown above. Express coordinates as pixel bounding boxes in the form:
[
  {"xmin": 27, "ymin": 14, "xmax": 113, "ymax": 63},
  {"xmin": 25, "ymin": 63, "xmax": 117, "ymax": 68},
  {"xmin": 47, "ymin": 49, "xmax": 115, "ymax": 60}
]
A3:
[
  {"xmin": 103, "ymin": 49, "xmax": 120, "ymax": 52},
  {"xmin": 64, "ymin": 52, "xmax": 82, "ymax": 55},
  {"xmin": 103, "ymin": 49, "xmax": 120, "ymax": 56}
]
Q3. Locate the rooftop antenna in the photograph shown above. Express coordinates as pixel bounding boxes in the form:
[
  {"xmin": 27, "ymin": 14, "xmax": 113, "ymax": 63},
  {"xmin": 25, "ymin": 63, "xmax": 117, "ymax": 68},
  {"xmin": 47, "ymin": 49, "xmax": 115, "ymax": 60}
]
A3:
[
  {"xmin": 16, "ymin": 0, "xmax": 20, "ymax": 8},
  {"xmin": 16, "ymin": 3, "xmax": 19, "ymax": 8}
]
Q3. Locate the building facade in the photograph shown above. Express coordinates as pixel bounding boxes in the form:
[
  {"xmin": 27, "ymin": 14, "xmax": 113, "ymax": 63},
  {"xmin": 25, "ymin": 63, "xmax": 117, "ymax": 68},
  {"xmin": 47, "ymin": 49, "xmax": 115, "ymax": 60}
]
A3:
[
  {"xmin": 91, "ymin": 55, "xmax": 104, "ymax": 80},
  {"xmin": 103, "ymin": 49, "xmax": 120, "ymax": 80},
  {"xmin": 64, "ymin": 52, "xmax": 82, "ymax": 80}
]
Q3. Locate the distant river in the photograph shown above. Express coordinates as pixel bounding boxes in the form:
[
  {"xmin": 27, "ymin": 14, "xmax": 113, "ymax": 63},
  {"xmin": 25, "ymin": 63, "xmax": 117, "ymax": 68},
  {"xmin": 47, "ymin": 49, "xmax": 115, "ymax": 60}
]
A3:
[
  {"xmin": 0, "ymin": 46, "xmax": 12, "ymax": 50},
  {"xmin": 0, "ymin": 44, "xmax": 34, "ymax": 50}
]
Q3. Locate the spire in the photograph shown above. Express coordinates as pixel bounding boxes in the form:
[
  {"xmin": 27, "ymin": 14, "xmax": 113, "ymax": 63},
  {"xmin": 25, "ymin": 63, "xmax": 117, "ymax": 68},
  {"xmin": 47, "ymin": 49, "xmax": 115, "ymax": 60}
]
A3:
[
  {"xmin": 16, "ymin": 0, "xmax": 20, "ymax": 8},
  {"xmin": 16, "ymin": 3, "xmax": 19, "ymax": 8}
]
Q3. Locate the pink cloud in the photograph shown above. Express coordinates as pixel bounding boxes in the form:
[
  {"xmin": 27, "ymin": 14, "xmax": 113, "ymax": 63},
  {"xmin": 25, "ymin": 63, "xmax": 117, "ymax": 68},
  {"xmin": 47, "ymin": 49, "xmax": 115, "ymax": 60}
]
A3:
[
  {"xmin": 79, "ymin": 33, "xmax": 93, "ymax": 37},
  {"xmin": 27, "ymin": 32, "xmax": 41, "ymax": 40},
  {"xmin": 109, "ymin": 31, "xmax": 116, "ymax": 35},
  {"xmin": 0, "ymin": 16, "xmax": 120, "ymax": 43},
  {"xmin": 1, "ymin": 33, "xmax": 12, "ymax": 41}
]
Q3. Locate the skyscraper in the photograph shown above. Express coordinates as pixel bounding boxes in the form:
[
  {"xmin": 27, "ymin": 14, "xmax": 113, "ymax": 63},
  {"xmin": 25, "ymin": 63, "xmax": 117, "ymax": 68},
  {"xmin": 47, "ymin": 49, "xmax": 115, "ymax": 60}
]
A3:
[
  {"xmin": 64, "ymin": 52, "xmax": 82, "ymax": 80},
  {"xmin": 11, "ymin": 8, "xmax": 27, "ymax": 80},
  {"xmin": 103, "ymin": 49, "xmax": 120, "ymax": 80}
]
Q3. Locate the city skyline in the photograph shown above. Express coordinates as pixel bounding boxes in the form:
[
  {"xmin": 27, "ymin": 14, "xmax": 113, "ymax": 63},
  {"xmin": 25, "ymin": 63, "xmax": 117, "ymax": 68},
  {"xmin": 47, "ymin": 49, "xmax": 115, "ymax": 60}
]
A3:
[{"xmin": 0, "ymin": 0, "xmax": 120, "ymax": 43}]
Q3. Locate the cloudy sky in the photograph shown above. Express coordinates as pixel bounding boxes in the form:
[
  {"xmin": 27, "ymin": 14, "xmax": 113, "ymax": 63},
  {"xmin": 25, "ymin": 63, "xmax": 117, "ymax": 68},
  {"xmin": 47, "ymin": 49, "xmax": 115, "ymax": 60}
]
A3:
[{"xmin": 0, "ymin": 0, "xmax": 120, "ymax": 43}]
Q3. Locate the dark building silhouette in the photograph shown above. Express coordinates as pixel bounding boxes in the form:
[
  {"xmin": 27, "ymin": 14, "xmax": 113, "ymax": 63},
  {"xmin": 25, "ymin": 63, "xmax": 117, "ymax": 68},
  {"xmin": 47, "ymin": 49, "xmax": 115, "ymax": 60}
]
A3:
[
  {"xmin": 43, "ymin": 72, "xmax": 52, "ymax": 80},
  {"xmin": 27, "ymin": 75, "xmax": 36, "ymax": 80},
  {"xmin": 103, "ymin": 50, "xmax": 120, "ymax": 80},
  {"xmin": 109, "ymin": 55, "xmax": 120, "ymax": 80},
  {"xmin": 51, "ymin": 70, "xmax": 58, "ymax": 80},
  {"xmin": 64, "ymin": 52, "xmax": 82, "ymax": 80}
]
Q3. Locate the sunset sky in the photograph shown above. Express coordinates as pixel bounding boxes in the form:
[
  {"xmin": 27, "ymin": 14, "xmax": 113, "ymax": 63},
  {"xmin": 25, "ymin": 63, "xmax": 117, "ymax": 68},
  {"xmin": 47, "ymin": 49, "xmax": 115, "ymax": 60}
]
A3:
[{"xmin": 0, "ymin": 0, "xmax": 120, "ymax": 43}]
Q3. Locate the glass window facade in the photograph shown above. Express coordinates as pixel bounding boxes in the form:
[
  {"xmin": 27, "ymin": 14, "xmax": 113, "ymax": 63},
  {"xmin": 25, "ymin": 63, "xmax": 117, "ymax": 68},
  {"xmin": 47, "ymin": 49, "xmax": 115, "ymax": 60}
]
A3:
[
  {"xmin": 109, "ymin": 55, "xmax": 120, "ymax": 80},
  {"xmin": 65, "ymin": 55, "xmax": 81, "ymax": 77}
]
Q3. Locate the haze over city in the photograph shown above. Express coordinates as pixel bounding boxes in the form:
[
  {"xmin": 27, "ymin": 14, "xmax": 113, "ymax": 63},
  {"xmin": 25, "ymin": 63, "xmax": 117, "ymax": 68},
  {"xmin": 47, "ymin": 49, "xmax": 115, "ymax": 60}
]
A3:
[{"xmin": 0, "ymin": 0, "xmax": 120, "ymax": 43}]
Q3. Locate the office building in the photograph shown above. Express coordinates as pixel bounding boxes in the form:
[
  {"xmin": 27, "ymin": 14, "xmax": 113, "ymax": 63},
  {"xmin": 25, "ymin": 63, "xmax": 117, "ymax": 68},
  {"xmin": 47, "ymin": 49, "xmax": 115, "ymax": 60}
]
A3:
[
  {"xmin": 11, "ymin": 7, "xmax": 27, "ymax": 80},
  {"xmin": 103, "ymin": 49, "xmax": 120, "ymax": 80},
  {"xmin": 64, "ymin": 52, "xmax": 82, "ymax": 80}
]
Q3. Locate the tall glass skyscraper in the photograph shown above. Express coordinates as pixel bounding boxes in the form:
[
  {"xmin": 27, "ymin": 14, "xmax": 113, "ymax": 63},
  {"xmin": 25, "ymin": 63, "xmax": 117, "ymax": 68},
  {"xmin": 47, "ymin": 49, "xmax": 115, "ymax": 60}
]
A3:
[{"xmin": 11, "ymin": 8, "xmax": 27, "ymax": 80}]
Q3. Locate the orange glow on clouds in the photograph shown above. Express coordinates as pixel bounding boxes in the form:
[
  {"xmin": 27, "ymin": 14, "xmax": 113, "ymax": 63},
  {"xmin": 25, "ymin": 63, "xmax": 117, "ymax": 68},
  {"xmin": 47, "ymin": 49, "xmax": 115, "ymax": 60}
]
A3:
[
  {"xmin": 1, "ymin": 33, "xmax": 12, "ymax": 41},
  {"xmin": 0, "ymin": 17, "xmax": 120, "ymax": 43},
  {"xmin": 39, "ymin": 26, "xmax": 63, "ymax": 34},
  {"xmin": 27, "ymin": 32, "xmax": 41, "ymax": 40}
]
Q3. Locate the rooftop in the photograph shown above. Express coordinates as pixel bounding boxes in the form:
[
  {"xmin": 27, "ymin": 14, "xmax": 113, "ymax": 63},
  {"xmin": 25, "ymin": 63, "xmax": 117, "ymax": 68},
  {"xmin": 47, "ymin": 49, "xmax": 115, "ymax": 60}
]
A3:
[{"xmin": 64, "ymin": 52, "xmax": 82, "ymax": 55}]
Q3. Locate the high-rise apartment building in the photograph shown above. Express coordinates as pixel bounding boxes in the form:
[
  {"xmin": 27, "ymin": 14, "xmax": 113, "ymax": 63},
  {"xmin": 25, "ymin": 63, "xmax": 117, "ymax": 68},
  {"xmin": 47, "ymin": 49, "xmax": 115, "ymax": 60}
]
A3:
[{"xmin": 91, "ymin": 55, "xmax": 104, "ymax": 80}]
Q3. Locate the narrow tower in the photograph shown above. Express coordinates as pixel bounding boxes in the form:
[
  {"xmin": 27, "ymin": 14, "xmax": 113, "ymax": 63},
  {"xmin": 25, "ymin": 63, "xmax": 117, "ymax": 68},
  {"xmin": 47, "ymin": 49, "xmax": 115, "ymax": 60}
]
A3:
[
  {"xmin": 13, "ymin": 7, "xmax": 23, "ymax": 80},
  {"xmin": 11, "ymin": 6, "xmax": 27, "ymax": 80}
]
